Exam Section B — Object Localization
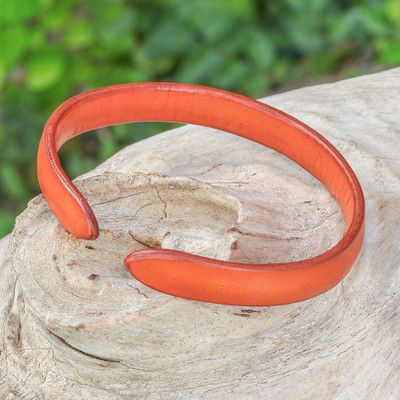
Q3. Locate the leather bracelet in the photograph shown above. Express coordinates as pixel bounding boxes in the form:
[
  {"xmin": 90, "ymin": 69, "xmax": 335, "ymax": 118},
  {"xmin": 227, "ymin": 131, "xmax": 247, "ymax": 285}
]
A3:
[{"xmin": 37, "ymin": 83, "xmax": 365, "ymax": 306}]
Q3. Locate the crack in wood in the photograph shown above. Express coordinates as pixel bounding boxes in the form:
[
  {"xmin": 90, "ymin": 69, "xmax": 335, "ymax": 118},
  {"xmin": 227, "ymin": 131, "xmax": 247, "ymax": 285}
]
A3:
[{"xmin": 154, "ymin": 187, "xmax": 167, "ymax": 219}]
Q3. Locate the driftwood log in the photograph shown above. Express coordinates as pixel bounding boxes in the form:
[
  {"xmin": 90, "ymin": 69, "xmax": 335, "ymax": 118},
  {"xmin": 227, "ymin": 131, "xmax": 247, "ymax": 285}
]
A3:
[{"xmin": 1, "ymin": 68, "xmax": 399, "ymax": 399}]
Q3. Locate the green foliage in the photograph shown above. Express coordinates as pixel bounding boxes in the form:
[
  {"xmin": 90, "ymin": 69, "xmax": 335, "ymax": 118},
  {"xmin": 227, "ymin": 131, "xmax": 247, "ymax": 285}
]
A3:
[{"xmin": 0, "ymin": 0, "xmax": 399, "ymax": 237}]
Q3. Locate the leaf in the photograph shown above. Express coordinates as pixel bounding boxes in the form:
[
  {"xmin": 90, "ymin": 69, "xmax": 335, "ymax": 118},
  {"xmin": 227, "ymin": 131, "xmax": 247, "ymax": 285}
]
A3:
[
  {"xmin": 280, "ymin": 13, "xmax": 325, "ymax": 53},
  {"xmin": 358, "ymin": 5, "xmax": 390, "ymax": 36},
  {"xmin": 239, "ymin": 73, "xmax": 270, "ymax": 98},
  {"xmin": 377, "ymin": 39, "xmax": 400, "ymax": 65},
  {"xmin": 98, "ymin": 134, "xmax": 119, "ymax": 162},
  {"xmin": 26, "ymin": 50, "xmax": 67, "ymax": 91},
  {"xmin": 0, "ymin": 26, "xmax": 31, "ymax": 70},
  {"xmin": 0, "ymin": 61, "xmax": 7, "ymax": 89},
  {"xmin": 214, "ymin": 0, "xmax": 256, "ymax": 19},
  {"xmin": 0, "ymin": 0, "xmax": 43, "ymax": 23},
  {"xmin": 211, "ymin": 60, "xmax": 248, "ymax": 90},
  {"xmin": 245, "ymin": 28, "xmax": 275, "ymax": 69},
  {"xmin": 64, "ymin": 21, "xmax": 94, "ymax": 49},
  {"xmin": 177, "ymin": 48, "xmax": 223, "ymax": 83},
  {"xmin": 62, "ymin": 151, "xmax": 98, "ymax": 180},
  {"xmin": 143, "ymin": 20, "xmax": 194, "ymax": 60},
  {"xmin": 177, "ymin": 0, "xmax": 255, "ymax": 24},
  {"xmin": 0, "ymin": 210, "xmax": 15, "ymax": 238},
  {"xmin": 200, "ymin": 16, "xmax": 234, "ymax": 41},
  {"xmin": 331, "ymin": 14, "xmax": 353, "ymax": 43},
  {"xmin": 385, "ymin": 0, "xmax": 400, "ymax": 27},
  {"xmin": 40, "ymin": 1, "xmax": 72, "ymax": 30},
  {"xmin": 0, "ymin": 164, "xmax": 29, "ymax": 200}
]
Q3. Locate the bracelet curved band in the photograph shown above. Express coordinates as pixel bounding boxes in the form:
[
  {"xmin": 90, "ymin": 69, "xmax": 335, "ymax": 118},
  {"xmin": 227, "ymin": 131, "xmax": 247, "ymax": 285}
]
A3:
[{"xmin": 37, "ymin": 83, "xmax": 365, "ymax": 306}]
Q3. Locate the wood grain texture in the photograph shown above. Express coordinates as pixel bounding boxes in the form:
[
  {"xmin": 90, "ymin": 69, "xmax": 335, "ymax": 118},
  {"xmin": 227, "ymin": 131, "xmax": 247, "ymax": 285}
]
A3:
[{"xmin": 1, "ymin": 68, "xmax": 399, "ymax": 399}]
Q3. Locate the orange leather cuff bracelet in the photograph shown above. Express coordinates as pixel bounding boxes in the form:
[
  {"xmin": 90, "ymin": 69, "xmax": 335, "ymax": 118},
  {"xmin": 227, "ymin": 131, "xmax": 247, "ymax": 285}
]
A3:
[{"xmin": 37, "ymin": 83, "xmax": 365, "ymax": 306}]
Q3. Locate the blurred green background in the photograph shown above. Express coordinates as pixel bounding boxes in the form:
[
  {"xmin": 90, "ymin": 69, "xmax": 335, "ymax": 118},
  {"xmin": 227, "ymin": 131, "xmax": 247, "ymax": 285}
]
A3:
[{"xmin": 1, "ymin": 0, "xmax": 400, "ymax": 238}]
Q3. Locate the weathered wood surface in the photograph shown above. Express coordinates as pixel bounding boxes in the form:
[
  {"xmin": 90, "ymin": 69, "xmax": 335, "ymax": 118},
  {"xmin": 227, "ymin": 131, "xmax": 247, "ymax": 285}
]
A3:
[{"xmin": 1, "ymin": 68, "xmax": 399, "ymax": 399}]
